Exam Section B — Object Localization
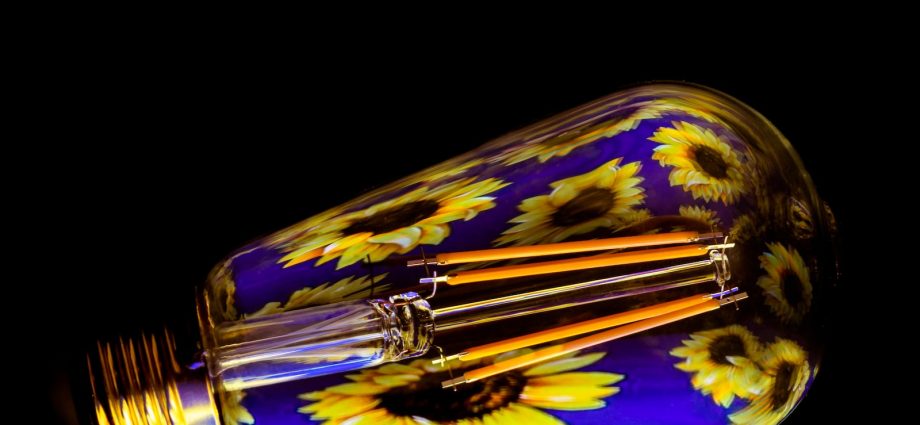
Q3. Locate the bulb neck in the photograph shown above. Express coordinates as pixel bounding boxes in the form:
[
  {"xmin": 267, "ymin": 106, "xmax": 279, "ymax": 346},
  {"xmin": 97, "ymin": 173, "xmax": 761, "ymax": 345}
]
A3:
[
  {"xmin": 375, "ymin": 292, "xmax": 436, "ymax": 361},
  {"xmin": 86, "ymin": 329, "xmax": 219, "ymax": 425},
  {"xmin": 207, "ymin": 292, "xmax": 434, "ymax": 391}
]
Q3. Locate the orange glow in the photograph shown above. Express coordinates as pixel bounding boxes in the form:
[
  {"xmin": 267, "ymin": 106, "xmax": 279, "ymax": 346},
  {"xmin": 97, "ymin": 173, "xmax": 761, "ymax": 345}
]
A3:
[
  {"xmin": 454, "ymin": 300, "xmax": 719, "ymax": 384},
  {"xmin": 455, "ymin": 294, "xmax": 712, "ymax": 362},
  {"xmin": 435, "ymin": 231, "xmax": 699, "ymax": 265},
  {"xmin": 446, "ymin": 244, "xmax": 710, "ymax": 285}
]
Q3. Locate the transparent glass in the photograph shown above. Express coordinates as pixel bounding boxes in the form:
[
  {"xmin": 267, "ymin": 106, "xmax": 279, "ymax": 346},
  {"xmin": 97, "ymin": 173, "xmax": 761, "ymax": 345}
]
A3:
[
  {"xmin": 89, "ymin": 83, "xmax": 837, "ymax": 425},
  {"xmin": 208, "ymin": 293, "xmax": 434, "ymax": 391},
  {"xmin": 195, "ymin": 83, "xmax": 836, "ymax": 425}
]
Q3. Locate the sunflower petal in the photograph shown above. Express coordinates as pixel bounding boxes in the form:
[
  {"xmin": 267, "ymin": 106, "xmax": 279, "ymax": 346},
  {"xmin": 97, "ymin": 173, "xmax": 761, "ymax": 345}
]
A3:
[
  {"xmin": 417, "ymin": 224, "xmax": 449, "ymax": 245},
  {"xmin": 549, "ymin": 184, "xmax": 578, "ymax": 207},
  {"xmin": 416, "ymin": 209, "xmax": 468, "ymax": 225},
  {"xmin": 377, "ymin": 363, "xmax": 426, "ymax": 375},
  {"xmin": 323, "ymin": 233, "xmax": 374, "ymax": 255},
  {"xmin": 505, "ymin": 403, "xmax": 565, "ymax": 425},
  {"xmin": 367, "ymin": 227, "xmax": 422, "ymax": 249},
  {"xmin": 304, "ymin": 396, "xmax": 381, "ymax": 419},
  {"xmin": 527, "ymin": 372, "xmax": 624, "ymax": 386},
  {"xmin": 521, "ymin": 397, "xmax": 609, "ymax": 411},
  {"xmin": 336, "ymin": 243, "xmax": 377, "ymax": 269},
  {"xmin": 524, "ymin": 352, "xmax": 606, "ymax": 376},
  {"xmin": 280, "ymin": 247, "xmax": 324, "ymax": 268},
  {"xmin": 322, "ymin": 382, "xmax": 387, "ymax": 396},
  {"xmin": 520, "ymin": 384, "xmax": 620, "ymax": 401},
  {"xmin": 338, "ymin": 408, "xmax": 393, "ymax": 425}
]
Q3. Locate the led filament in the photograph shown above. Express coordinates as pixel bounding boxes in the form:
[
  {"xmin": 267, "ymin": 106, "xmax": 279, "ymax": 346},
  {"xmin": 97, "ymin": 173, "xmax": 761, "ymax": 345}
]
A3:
[{"xmin": 206, "ymin": 231, "xmax": 745, "ymax": 391}]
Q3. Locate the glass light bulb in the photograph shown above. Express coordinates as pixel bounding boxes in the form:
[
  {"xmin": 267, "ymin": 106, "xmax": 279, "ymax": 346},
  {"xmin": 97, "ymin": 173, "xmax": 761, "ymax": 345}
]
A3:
[{"xmin": 87, "ymin": 83, "xmax": 836, "ymax": 425}]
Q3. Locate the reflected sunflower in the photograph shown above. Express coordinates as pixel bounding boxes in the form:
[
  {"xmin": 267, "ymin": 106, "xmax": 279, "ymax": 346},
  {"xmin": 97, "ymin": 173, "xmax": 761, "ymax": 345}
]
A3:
[
  {"xmin": 822, "ymin": 202, "xmax": 838, "ymax": 236},
  {"xmin": 298, "ymin": 351, "xmax": 622, "ymax": 424},
  {"xmin": 649, "ymin": 121, "xmax": 746, "ymax": 204},
  {"xmin": 496, "ymin": 158, "xmax": 645, "ymax": 246},
  {"xmin": 757, "ymin": 243, "xmax": 813, "ymax": 324},
  {"xmin": 729, "ymin": 214, "xmax": 759, "ymax": 244},
  {"xmin": 495, "ymin": 102, "xmax": 665, "ymax": 165},
  {"xmin": 678, "ymin": 205, "xmax": 721, "ymax": 229},
  {"xmin": 646, "ymin": 97, "xmax": 728, "ymax": 125},
  {"xmin": 730, "ymin": 339, "xmax": 810, "ymax": 425},
  {"xmin": 277, "ymin": 178, "xmax": 510, "ymax": 269},
  {"xmin": 402, "ymin": 157, "xmax": 485, "ymax": 186},
  {"xmin": 207, "ymin": 259, "xmax": 239, "ymax": 322},
  {"xmin": 219, "ymin": 391, "xmax": 255, "ymax": 425},
  {"xmin": 670, "ymin": 325, "xmax": 768, "ymax": 407},
  {"xmin": 260, "ymin": 205, "xmax": 344, "ymax": 247},
  {"xmin": 603, "ymin": 208, "xmax": 660, "ymax": 237},
  {"xmin": 246, "ymin": 274, "xmax": 392, "ymax": 318},
  {"xmin": 620, "ymin": 208, "xmax": 654, "ymax": 228},
  {"xmin": 789, "ymin": 198, "xmax": 815, "ymax": 240}
]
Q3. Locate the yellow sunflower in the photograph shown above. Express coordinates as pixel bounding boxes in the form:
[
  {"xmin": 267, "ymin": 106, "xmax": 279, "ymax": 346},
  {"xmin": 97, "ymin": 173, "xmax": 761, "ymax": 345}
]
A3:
[
  {"xmin": 246, "ymin": 274, "xmax": 392, "ymax": 318},
  {"xmin": 649, "ymin": 121, "xmax": 746, "ymax": 205},
  {"xmin": 756, "ymin": 243, "xmax": 813, "ymax": 324},
  {"xmin": 789, "ymin": 198, "xmax": 815, "ymax": 240},
  {"xmin": 494, "ymin": 102, "xmax": 666, "ymax": 165},
  {"xmin": 277, "ymin": 178, "xmax": 510, "ymax": 269},
  {"xmin": 268, "ymin": 157, "xmax": 487, "ymax": 250},
  {"xmin": 620, "ymin": 208, "xmax": 654, "ymax": 227},
  {"xmin": 219, "ymin": 391, "xmax": 255, "ymax": 425},
  {"xmin": 729, "ymin": 339, "xmax": 810, "ymax": 425},
  {"xmin": 670, "ymin": 325, "xmax": 768, "ymax": 407},
  {"xmin": 298, "ymin": 351, "xmax": 623, "ymax": 424},
  {"xmin": 678, "ymin": 205, "xmax": 721, "ymax": 229},
  {"xmin": 207, "ymin": 259, "xmax": 240, "ymax": 322},
  {"xmin": 496, "ymin": 158, "xmax": 645, "ymax": 246}
]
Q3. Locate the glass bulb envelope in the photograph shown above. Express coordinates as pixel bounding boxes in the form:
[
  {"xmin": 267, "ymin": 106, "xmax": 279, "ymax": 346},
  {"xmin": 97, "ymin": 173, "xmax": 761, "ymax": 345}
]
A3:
[{"xmin": 90, "ymin": 83, "xmax": 837, "ymax": 425}]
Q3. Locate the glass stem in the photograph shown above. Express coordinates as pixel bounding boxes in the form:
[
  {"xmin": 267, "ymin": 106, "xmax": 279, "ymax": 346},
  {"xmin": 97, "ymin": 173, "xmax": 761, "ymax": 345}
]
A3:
[{"xmin": 208, "ymin": 292, "xmax": 433, "ymax": 391}]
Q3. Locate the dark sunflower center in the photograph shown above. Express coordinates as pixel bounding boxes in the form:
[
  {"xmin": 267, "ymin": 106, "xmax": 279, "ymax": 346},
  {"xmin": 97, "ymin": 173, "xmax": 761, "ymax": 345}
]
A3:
[
  {"xmin": 779, "ymin": 271, "xmax": 805, "ymax": 309},
  {"xmin": 378, "ymin": 370, "xmax": 526, "ymax": 421},
  {"xmin": 551, "ymin": 187, "xmax": 616, "ymax": 227},
  {"xmin": 692, "ymin": 146, "xmax": 729, "ymax": 179},
  {"xmin": 709, "ymin": 335, "xmax": 747, "ymax": 365},
  {"xmin": 344, "ymin": 200, "xmax": 440, "ymax": 235},
  {"xmin": 771, "ymin": 362, "xmax": 798, "ymax": 409}
]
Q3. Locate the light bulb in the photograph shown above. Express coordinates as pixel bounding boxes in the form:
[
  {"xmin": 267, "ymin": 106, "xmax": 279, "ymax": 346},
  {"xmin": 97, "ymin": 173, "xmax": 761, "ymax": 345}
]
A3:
[{"xmin": 86, "ymin": 83, "xmax": 836, "ymax": 425}]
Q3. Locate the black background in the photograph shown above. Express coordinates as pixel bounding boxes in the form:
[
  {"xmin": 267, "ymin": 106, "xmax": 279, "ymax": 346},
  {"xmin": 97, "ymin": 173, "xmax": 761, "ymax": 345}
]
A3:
[{"xmin": 22, "ymin": 50, "xmax": 882, "ymax": 424}]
